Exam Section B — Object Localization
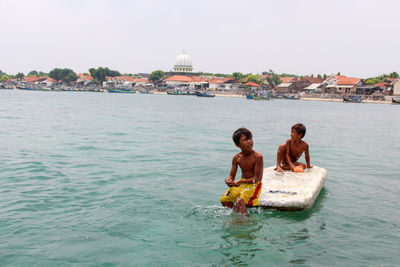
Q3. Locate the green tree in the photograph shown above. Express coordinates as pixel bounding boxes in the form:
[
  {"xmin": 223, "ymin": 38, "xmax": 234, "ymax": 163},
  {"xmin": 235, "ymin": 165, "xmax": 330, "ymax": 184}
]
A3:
[
  {"xmin": 266, "ymin": 73, "xmax": 281, "ymax": 89},
  {"xmin": 232, "ymin": 72, "xmax": 244, "ymax": 81},
  {"xmin": 246, "ymin": 74, "xmax": 260, "ymax": 84},
  {"xmin": 390, "ymin": 72, "xmax": 399, "ymax": 78},
  {"xmin": 1, "ymin": 74, "xmax": 9, "ymax": 82},
  {"xmin": 89, "ymin": 67, "xmax": 121, "ymax": 83},
  {"xmin": 38, "ymin": 71, "xmax": 48, "ymax": 77},
  {"xmin": 49, "ymin": 68, "xmax": 77, "ymax": 83},
  {"xmin": 364, "ymin": 78, "xmax": 380, "ymax": 85},
  {"xmin": 27, "ymin": 70, "xmax": 39, "ymax": 77},
  {"xmin": 15, "ymin": 72, "xmax": 25, "ymax": 79},
  {"xmin": 148, "ymin": 70, "xmax": 165, "ymax": 81}
]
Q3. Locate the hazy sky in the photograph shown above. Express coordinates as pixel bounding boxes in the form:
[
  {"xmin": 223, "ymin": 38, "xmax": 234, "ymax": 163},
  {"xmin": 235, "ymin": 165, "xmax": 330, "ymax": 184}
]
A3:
[{"xmin": 1, "ymin": 0, "xmax": 399, "ymax": 77}]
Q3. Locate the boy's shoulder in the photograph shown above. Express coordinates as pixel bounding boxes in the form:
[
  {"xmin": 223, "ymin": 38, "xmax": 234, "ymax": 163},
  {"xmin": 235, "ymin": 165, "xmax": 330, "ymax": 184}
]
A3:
[
  {"xmin": 233, "ymin": 152, "xmax": 242, "ymax": 160},
  {"xmin": 300, "ymin": 140, "xmax": 309, "ymax": 147},
  {"xmin": 253, "ymin": 150, "xmax": 263, "ymax": 159}
]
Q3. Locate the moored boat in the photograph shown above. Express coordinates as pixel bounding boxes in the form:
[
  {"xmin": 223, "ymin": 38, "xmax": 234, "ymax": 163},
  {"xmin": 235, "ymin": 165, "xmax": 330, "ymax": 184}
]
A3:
[
  {"xmin": 343, "ymin": 96, "xmax": 362, "ymax": 103},
  {"xmin": 106, "ymin": 88, "xmax": 136, "ymax": 93},
  {"xmin": 195, "ymin": 91, "xmax": 215, "ymax": 97},
  {"xmin": 139, "ymin": 90, "xmax": 154, "ymax": 94},
  {"xmin": 167, "ymin": 91, "xmax": 194, "ymax": 95},
  {"xmin": 283, "ymin": 94, "xmax": 301, "ymax": 100},
  {"xmin": 392, "ymin": 98, "xmax": 400, "ymax": 104}
]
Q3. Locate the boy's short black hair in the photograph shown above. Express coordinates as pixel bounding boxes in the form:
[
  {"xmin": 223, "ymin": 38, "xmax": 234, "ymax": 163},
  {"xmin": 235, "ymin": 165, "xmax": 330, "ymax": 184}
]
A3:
[
  {"xmin": 233, "ymin": 128, "xmax": 252, "ymax": 146},
  {"xmin": 292, "ymin": 123, "xmax": 306, "ymax": 138}
]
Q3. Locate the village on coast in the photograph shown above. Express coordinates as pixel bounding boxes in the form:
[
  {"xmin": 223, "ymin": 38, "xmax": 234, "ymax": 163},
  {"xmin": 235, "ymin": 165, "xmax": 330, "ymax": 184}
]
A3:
[{"xmin": 1, "ymin": 50, "xmax": 400, "ymax": 104}]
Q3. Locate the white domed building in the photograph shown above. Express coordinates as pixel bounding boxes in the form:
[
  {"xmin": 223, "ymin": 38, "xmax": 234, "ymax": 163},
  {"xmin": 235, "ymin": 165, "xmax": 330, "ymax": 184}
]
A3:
[{"xmin": 173, "ymin": 50, "xmax": 193, "ymax": 73}]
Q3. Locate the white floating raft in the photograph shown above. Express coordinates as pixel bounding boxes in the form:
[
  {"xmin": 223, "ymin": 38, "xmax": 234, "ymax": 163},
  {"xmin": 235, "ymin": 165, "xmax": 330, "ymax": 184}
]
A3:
[{"xmin": 258, "ymin": 166, "xmax": 327, "ymax": 211}]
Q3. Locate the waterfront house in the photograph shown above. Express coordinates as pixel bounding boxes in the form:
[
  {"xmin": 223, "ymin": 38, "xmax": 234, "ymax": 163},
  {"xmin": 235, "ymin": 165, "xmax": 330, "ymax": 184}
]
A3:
[
  {"xmin": 76, "ymin": 73, "xmax": 93, "ymax": 86},
  {"xmin": 280, "ymin": 77, "xmax": 297, "ymax": 83},
  {"xmin": 336, "ymin": 77, "xmax": 362, "ymax": 95},
  {"xmin": 324, "ymin": 74, "xmax": 362, "ymax": 94},
  {"xmin": 303, "ymin": 83, "xmax": 323, "ymax": 93},
  {"xmin": 132, "ymin": 77, "xmax": 152, "ymax": 88},
  {"xmin": 164, "ymin": 75, "xmax": 192, "ymax": 88},
  {"xmin": 209, "ymin": 77, "xmax": 235, "ymax": 90},
  {"xmin": 275, "ymin": 82, "xmax": 296, "ymax": 93},
  {"xmin": 23, "ymin": 76, "xmax": 56, "ymax": 87},
  {"xmin": 392, "ymin": 79, "xmax": 400, "ymax": 95},
  {"xmin": 103, "ymin": 76, "xmax": 145, "ymax": 88},
  {"xmin": 243, "ymin": 81, "xmax": 261, "ymax": 90},
  {"xmin": 356, "ymin": 84, "xmax": 383, "ymax": 95},
  {"xmin": 188, "ymin": 76, "xmax": 209, "ymax": 90}
]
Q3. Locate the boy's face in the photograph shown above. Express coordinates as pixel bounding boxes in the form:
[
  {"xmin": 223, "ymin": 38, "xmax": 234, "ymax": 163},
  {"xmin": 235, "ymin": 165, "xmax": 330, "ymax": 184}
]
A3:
[
  {"xmin": 290, "ymin": 129, "xmax": 302, "ymax": 140},
  {"xmin": 237, "ymin": 134, "xmax": 253, "ymax": 152}
]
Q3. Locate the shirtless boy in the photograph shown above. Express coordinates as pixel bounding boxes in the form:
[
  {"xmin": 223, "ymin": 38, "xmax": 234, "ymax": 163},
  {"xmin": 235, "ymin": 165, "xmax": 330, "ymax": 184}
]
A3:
[
  {"xmin": 275, "ymin": 123, "xmax": 312, "ymax": 173},
  {"xmin": 220, "ymin": 128, "xmax": 263, "ymax": 214}
]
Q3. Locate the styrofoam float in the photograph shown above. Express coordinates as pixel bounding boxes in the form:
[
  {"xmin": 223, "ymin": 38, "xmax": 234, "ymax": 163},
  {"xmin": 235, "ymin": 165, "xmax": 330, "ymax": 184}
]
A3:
[{"xmin": 258, "ymin": 166, "xmax": 327, "ymax": 211}]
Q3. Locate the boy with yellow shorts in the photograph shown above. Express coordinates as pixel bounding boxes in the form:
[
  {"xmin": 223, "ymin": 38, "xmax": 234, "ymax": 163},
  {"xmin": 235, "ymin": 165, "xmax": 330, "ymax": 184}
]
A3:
[{"xmin": 220, "ymin": 128, "xmax": 263, "ymax": 214}]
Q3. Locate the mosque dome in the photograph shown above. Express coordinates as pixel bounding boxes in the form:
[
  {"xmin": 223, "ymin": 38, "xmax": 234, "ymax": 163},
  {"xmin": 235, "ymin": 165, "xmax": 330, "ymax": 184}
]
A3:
[{"xmin": 174, "ymin": 50, "xmax": 193, "ymax": 72}]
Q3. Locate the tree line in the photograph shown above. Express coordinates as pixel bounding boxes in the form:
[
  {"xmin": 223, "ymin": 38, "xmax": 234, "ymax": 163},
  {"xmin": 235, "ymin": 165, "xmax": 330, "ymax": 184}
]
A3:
[{"xmin": 2, "ymin": 68, "xmax": 399, "ymax": 86}]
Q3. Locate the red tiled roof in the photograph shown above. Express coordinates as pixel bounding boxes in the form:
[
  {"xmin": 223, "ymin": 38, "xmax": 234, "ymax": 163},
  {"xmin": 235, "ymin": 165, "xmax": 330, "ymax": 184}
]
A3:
[
  {"xmin": 280, "ymin": 77, "xmax": 296, "ymax": 83},
  {"xmin": 374, "ymin": 82, "xmax": 390, "ymax": 88},
  {"xmin": 190, "ymin": 76, "xmax": 209, "ymax": 83},
  {"xmin": 244, "ymin": 81, "xmax": 261, "ymax": 87},
  {"xmin": 336, "ymin": 76, "xmax": 361, "ymax": 85},
  {"xmin": 164, "ymin": 75, "xmax": 192, "ymax": 82},
  {"xmin": 304, "ymin": 76, "xmax": 323, "ymax": 83},
  {"xmin": 117, "ymin": 76, "xmax": 135, "ymax": 82},
  {"xmin": 45, "ymin": 77, "xmax": 56, "ymax": 82},
  {"xmin": 24, "ymin": 76, "xmax": 41, "ymax": 82},
  {"xmin": 105, "ymin": 76, "xmax": 117, "ymax": 81},
  {"xmin": 209, "ymin": 78, "xmax": 225, "ymax": 84},
  {"xmin": 133, "ymin": 78, "xmax": 148, "ymax": 83},
  {"xmin": 78, "ymin": 73, "xmax": 93, "ymax": 80}
]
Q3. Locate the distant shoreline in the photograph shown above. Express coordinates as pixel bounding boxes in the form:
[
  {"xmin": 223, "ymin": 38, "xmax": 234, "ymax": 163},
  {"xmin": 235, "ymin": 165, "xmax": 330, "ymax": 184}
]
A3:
[
  {"xmin": 155, "ymin": 91, "xmax": 393, "ymax": 103},
  {"xmin": 1, "ymin": 89, "xmax": 394, "ymax": 104}
]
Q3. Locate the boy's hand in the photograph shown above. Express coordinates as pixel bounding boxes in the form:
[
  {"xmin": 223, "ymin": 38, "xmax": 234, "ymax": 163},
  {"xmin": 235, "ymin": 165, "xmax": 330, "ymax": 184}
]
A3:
[
  {"xmin": 225, "ymin": 177, "xmax": 235, "ymax": 187},
  {"xmin": 234, "ymin": 180, "xmax": 242, "ymax": 186}
]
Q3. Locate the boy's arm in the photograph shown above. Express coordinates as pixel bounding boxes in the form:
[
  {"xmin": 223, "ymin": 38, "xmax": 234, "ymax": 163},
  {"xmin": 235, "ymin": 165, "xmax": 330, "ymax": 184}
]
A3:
[
  {"xmin": 225, "ymin": 155, "xmax": 238, "ymax": 187},
  {"xmin": 285, "ymin": 140, "xmax": 295, "ymax": 171},
  {"xmin": 237, "ymin": 154, "xmax": 263, "ymax": 184},
  {"xmin": 305, "ymin": 143, "xmax": 312, "ymax": 168}
]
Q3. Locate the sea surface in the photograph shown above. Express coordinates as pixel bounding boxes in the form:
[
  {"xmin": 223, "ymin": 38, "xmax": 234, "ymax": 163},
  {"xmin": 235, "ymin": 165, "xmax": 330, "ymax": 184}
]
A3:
[{"xmin": 0, "ymin": 90, "xmax": 399, "ymax": 266}]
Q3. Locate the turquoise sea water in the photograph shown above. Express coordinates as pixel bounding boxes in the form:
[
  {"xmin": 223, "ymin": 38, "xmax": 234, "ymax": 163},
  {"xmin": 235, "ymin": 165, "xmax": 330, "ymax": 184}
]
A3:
[{"xmin": 0, "ymin": 90, "xmax": 399, "ymax": 266}]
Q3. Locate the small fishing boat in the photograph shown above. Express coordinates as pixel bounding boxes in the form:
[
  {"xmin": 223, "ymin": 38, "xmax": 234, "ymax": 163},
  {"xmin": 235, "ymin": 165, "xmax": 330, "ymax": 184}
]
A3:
[
  {"xmin": 106, "ymin": 88, "xmax": 136, "ymax": 93},
  {"xmin": 253, "ymin": 96, "xmax": 271, "ymax": 100},
  {"xmin": 195, "ymin": 91, "xmax": 215, "ymax": 97},
  {"xmin": 139, "ymin": 90, "xmax": 154, "ymax": 94},
  {"xmin": 392, "ymin": 98, "xmax": 400, "ymax": 104},
  {"xmin": 283, "ymin": 94, "xmax": 301, "ymax": 100},
  {"xmin": 246, "ymin": 95, "xmax": 254, "ymax": 99},
  {"xmin": 343, "ymin": 96, "xmax": 362, "ymax": 103},
  {"xmin": 167, "ymin": 91, "xmax": 194, "ymax": 95}
]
